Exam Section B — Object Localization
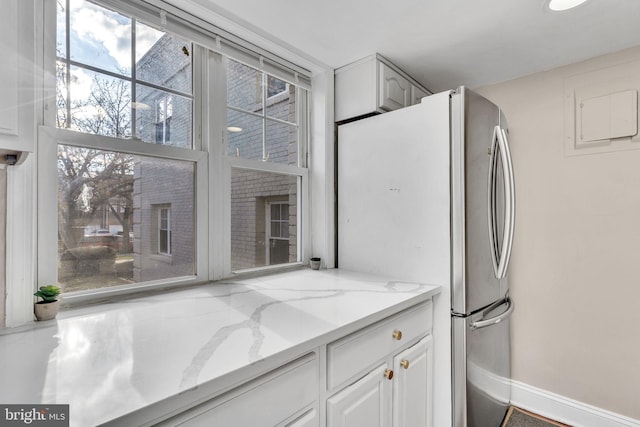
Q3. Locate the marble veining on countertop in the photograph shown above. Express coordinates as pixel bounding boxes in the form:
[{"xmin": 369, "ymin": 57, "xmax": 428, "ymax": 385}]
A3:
[{"xmin": 0, "ymin": 269, "xmax": 440, "ymax": 426}]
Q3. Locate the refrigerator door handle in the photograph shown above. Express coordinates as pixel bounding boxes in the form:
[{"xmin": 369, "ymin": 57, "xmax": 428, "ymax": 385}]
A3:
[
  {"xmin": 498, "ymin": 126, "xmax": 516, "ymax": 278},
  {"xmin": 488, "ymin": 127, "xmax": 500, "ymax": 278},
  {"xmin": 488, "ymin": 125, "xmax": 516, "ymax": 279},
  {"xmin": 470, "ymin": 298, "xmax": 514, "ymax": 330}
]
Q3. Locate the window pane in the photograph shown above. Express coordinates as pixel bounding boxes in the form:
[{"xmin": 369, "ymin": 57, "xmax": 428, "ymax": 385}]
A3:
[
  {"xmin": 56, "ymin": 61, "xmax": 69, "ymax": 129},
  {"xmin": 227, "ymin": 60, "xmax": 262, "ymax": 112},
  {"xmin": 266, "ymin": 119, "xmax": 298, "ymax": 165},
  {"xmin": 58, "ymin": 146, "xmax": 195, "ymax": 292},
  {"xmin": 56, "ymin": 1, "xmax": 66, "ymax": 59},
  {"xmin": 267, "ymin": 76, "xmax": 287, "ymax": 98},
  {"xmin": 231, "ymin": 169, "xmax": 298, "ymax": 270},
  {"xmin": 271, "ymin": 203, "xmax": 281, "ymax": 220},
  {"xmin": 227, "ymin": 109, "xmax": 263, "ymax": 160},
  {"xmin": 136, "ymin": 85, "xmax": 192, "ymax": 148},
  {"xmin": 136, "ymin": 23, "xmax": 192, "ymax": 94},
  {"xmin": 270, "ymin": 221, "xmax": 280, "ymax": 238},
  {"xmin": 68, "ymin": 0, "xmax": 132, "ymax": 76},
  {"xmin": 68, "ymin": 66, "xmax": 132, "ymax": 138},
  {"xmin": 159, "ymin": 231, "xmax": 169, "ymax": 253},
  {"xmin": 266, "ymin": 76, "xmax": 296, "ymax": 124}
]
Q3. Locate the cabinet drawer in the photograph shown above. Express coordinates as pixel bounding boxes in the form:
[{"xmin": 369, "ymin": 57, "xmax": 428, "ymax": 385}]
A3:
[
  {"xmin": 164, "ymin": 354, "xmax": 317, "ymax": 426},
  {"xmin": 327, "ymin": 301, "xmax": 432, "ymax": 390}
]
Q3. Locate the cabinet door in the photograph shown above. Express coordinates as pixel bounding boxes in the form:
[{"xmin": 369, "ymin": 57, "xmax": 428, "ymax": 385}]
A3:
[
  {"xmin": 0, "ymin": 0, "xmax": 18, "ymax": 137},
  {"xmin": 327, "ymin": 364, "xmax": 392, "ymax": 427},
  {"xmin": 378, "ymin": 63, "xmax": 410, "ymax": 112},
  {"xmin": 284, "ymin": 409, "xmax": 318, "ymax": 427},
  {"xmin": 392, "ymin": 336, "xmax": 433, "ymax": 427},
  {"xmin": 410, "ymin": 85, "xmax": 429, "ymax": 106},
  {"xmin": 159, "ymin": 355, "xmax": 317, "ymax": 427}
]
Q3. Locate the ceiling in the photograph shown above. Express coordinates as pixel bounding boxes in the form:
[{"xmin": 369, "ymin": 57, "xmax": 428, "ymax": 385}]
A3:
[{"xmin": 184, "ymin": 0, "xmax": 640, "ymax": 92}]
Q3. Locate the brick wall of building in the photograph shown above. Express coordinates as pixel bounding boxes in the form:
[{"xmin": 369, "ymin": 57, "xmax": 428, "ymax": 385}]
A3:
[{"xmin": 133, "ymin": 157, "xmax": 195, "ymax": 282}]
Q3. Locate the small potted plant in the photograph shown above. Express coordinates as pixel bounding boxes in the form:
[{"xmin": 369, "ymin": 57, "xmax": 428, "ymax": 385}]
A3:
[
  {"xmin": 309, "ymin": 257, "xmax": 321, "ymax": 270},
  {"xmin": 34, "ymin": 285, "xmax": 61, "ymax": 321}
]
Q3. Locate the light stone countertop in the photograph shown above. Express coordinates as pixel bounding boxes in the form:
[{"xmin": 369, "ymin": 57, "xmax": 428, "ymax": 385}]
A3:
[{"xmin": 0, "ymin": 269, "xmax": 440, "ymax": 426}]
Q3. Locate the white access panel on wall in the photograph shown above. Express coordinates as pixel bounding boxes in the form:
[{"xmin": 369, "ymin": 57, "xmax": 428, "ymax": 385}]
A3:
[
  {"xmin": 579, "ymin": 90, "xmax": 637, "ymax": 144},
  {"xmin": 564, "ymin": 59, "xmax": 640, "ymax": 156}
]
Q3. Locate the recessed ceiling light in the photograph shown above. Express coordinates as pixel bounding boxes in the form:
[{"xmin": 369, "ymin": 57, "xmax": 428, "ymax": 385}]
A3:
[
  {"xmin": 227, "ymin": 126, "xmax": 243, "ymax": 132},
  {"xmin": 547, "ymin": 0, "xmax": 588, "ymax": 11}
]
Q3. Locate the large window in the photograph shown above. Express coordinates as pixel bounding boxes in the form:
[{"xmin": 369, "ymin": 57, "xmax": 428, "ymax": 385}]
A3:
[
  {"xmin": 41, "ymin": 0, "xmax": 310, "ymax": 299},
  {"xmin": 226, "ymin": 58, "xmax": 306, "ymax": 271},
  {"xmin": 56, "ymin": 0, "xmax": 193, "ymax": 147}
]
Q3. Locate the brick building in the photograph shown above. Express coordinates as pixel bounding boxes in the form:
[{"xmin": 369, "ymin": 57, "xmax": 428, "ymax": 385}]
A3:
[{"xmin": 134, "ymin": 36, "xmax": 299, "ymax": 276}]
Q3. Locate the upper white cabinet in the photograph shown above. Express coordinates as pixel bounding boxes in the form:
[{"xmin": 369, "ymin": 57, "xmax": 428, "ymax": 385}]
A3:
[
  {"xmin": 379, "ymin": 63, "xmax": 411, "ymax": 112},
  {"xmin": 0, "ymin": 0, "xmax": 19, "ymax": 138},
  {"xmin": 0, "ymin": 0, "xmax": 36, "ymax": 156},
  {"xmin": 410, "ymin": 85, "xmax": 430, "ymax": 107},
  {"xmin": 335, "ymin": 54, "xmax": 431, "ymax": 122}
]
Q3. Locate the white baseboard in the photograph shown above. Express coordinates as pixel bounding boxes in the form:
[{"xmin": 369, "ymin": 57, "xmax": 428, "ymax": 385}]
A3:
[{"xmin": 510, "ymin": 380, "xmax": 640, "ymax": 427}]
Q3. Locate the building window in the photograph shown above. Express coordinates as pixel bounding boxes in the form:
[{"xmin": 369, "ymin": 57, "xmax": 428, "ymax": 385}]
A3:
[
  {"xmin": 226, "ymin": 58, "xmax": 306, "ymax": 272},
  {"xmin": 158, "ymin": 206, "xmax": 171, "ymax": 255},
  {"xmin": 155, "ymin": 96, "xmax": 173, "ymax": 144},
  {"xmin": 40, "ymin": 0, "xmax": 310, "ymax": 303},
  {"xmin": 55, "ymin": 0, "xmax": 193, "ymax": 148},
  {"xmin": 50, "ymin": 0, "xmax": 198, "ymax": 294},
  {"xmin": 226, "ymin": 59, "xmax": 298, "ymax": 164},
  {"xmin": 266, "ymin": 201, "xmax": 289, "ymax": 265},
  {"xmin": 267, "ymin": 76, "xmax": 288, "ymax": 99}
]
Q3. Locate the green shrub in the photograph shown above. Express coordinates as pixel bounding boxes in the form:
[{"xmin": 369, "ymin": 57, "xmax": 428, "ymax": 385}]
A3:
[{"xmin": 60, "ymin": 246, "xmax": 117, "ymax": 276}]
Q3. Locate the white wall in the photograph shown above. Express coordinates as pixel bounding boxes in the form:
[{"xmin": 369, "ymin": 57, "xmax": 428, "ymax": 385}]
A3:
[
  {"xmin": 0, "ymin": 169, "xmax": 5, "ymax": 328},
  {"xmin": 476, "ymin": 46, "xmax": 640, "ymax": 420}
]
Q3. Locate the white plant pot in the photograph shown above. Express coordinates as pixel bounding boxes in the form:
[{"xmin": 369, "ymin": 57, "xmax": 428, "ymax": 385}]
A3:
[
  {"xmin": 310, "ymin": 257, "xmax": 321, "ymax": 270},
  {"xmin": 34, "ymin": 300, "xmax": 61, "ymax": 321}
]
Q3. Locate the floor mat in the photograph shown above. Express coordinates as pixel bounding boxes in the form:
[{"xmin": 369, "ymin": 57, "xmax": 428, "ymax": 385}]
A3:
[{"xmin": 502, "ymin": 406, "xmax": 571, "ymax": 427}]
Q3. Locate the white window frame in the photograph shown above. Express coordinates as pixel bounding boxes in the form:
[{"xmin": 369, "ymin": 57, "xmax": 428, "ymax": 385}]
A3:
[
  {"xmin": 4, "ymin": 0, "xmax": 333, "ymax": 328},
  {"xmin": 34, "ymin": 0, "xmax": 312, "ymax": 307},
  {"xmin": 37, "ymin": 126, "xmax": 209, "ymax": 304}
]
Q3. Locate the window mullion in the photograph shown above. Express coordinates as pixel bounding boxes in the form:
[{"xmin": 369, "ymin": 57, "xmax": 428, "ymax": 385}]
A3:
[
  {"xmin": 131, "ymin": 19, "xmax": 137, "ymax": 139},
  {"xmin": 262, "ymin": 72, "xmax": 267, "ymax": 161},
  {"xmin": 64, "ymin": 0, "xmax": 71, "ymax": 128}
]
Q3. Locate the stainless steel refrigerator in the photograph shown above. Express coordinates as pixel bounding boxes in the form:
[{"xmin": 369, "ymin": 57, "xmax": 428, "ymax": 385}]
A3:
[{"xmin": 338, "ymin": 87, "xmax": 515, "ymax": 427}]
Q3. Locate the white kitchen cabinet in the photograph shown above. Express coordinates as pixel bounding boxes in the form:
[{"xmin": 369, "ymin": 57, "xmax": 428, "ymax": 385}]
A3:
[
  {"xmin": 157, "ymin": 353, "xmax": 318, "ymax": 427},
  {"xmin": 0, "ymin": 0, "xmax": 18, "ymax": 138},
  {"xmin": 410, "ymin": 84, "xmax": 430, "ymax": 106},
  {"xmin": 326, "ymin": 301, "xmax": 434, "ymax": 427},
  {"xmin": 0, "ymin": 0, "xmax": 36, "ymax": 156},
  {"xmin": 285, "ymin": 409, "xmax": 318, "ymax": 427},
  {"xmin": 379, "ymin": 62, "xmax": 411, "ymax": 112},
  {"xmin": 392, "ymin": 336, "xmax": 434, "ymax": 427},
  {"xmin": 327, "ymin": 364, "xmax": 392, "ymax": 427},
  {"xmin": 334, "ymin": 54, "xmax": 431, "ymax": 122}
]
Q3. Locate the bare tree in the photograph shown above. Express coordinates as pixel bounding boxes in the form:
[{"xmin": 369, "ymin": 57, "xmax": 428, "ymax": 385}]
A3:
[{"xmin": 56, "ymin": 64, "xmax": 135, "ymax": 253}]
